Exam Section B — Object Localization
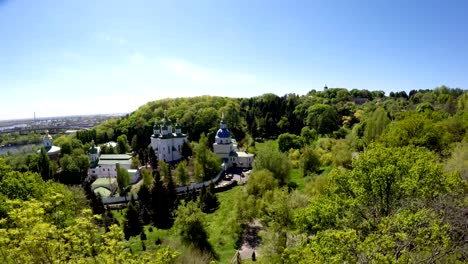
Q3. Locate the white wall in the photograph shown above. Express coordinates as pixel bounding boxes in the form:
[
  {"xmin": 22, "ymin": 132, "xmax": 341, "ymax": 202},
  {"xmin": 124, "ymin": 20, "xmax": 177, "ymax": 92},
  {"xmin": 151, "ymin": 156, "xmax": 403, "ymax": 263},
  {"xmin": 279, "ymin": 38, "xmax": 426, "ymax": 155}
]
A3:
[
  {"xmin": 89, "ymin": 163, "xmax": 132, "ymax": 178},
  {"xmin": 151, "ymin": 136, "xmax": 186, "ymax": 162}
]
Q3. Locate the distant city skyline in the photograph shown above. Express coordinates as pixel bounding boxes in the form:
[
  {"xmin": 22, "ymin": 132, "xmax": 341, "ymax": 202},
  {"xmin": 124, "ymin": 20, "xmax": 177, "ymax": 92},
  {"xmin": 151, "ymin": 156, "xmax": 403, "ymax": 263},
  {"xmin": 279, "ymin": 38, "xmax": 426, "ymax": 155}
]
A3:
[{"xmin": 1, "ymin": 0, "xmax": 467, "ymax": 120}]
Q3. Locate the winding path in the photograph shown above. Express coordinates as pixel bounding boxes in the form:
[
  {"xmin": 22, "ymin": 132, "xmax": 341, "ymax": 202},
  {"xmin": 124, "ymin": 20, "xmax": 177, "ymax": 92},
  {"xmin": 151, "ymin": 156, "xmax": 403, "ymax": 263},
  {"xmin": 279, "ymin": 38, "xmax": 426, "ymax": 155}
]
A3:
[{"xmin": 238, "ymin": 219, "xmax": 263, "ymax": 260}]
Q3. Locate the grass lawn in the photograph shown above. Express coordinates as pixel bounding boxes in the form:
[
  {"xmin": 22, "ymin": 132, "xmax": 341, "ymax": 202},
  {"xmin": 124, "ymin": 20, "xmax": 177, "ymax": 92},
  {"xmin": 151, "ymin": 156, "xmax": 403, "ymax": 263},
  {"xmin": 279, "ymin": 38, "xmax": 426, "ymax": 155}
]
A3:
[
  {"xmin": 205, "ymin": 186, "xmax": 242, "ymax": 262},
  {"xmin": 255, "ymin": 140, "xmax": 279, "ymax": 151},
  {"xmin": 112, "ymin": 186, "xmax": 242, "ymax": 262},
  {"xmin": 289, "ymin": 168, "xmax": 305, "ymax": 191}
]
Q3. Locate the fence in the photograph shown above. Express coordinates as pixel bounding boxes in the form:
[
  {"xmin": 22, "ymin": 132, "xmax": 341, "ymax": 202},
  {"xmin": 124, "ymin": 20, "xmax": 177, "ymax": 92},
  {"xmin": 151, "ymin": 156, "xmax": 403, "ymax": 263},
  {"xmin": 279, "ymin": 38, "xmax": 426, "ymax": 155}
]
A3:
[
  {"xmin": 175, "ymin": 166, "xmax": 225, "ymax": 194},
  {"xmin": 102, "ymin": 165, "xmax": 225, "ymax": 205}
]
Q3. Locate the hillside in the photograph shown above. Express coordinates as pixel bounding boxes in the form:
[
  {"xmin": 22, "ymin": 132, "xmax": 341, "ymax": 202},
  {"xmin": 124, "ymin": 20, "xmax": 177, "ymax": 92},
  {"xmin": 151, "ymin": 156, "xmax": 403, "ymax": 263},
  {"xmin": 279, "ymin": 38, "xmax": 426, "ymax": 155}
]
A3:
[{"xmin": 0, "ymin": 86, "xmax": 467, "ymax": 263}]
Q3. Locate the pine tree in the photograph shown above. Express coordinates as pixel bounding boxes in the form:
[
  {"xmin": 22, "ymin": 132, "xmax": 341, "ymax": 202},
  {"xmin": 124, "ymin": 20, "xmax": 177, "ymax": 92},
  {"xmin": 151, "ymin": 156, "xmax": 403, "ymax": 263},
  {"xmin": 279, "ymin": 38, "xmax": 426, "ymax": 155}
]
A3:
[
  {"xmin": 150, "ymin": 171, "xmax": 172, "ymax": 229},
  {"xmin": 148, "ymin": 146, "xmax": 158, "ymax": 171},
  {"xmin": 140, "ymin": 231, "xmax": 147, "ymax": 241},
  {"xmin": 181, "ymin": 141, "xmax": 192, "ymax": 160},
  {"xmin": 116, "ymin": 164, "xmax": 130, "ymax": 195},
  {"xmin": 123, "ymin": 195, "xmax": 143, "ymax": 240},
  {"xmin": 184, "ymin": 186, "xmax": 191, "ymax": 202},
  {"xmin": 199, "ymin": 182, "xmax": 220, "ymax": 214},
  {"xmin": 83, "ymin": 179, "xmax": 93, "ymax": 199},
  {"xmin": 83, "ymin": 179, "xmax": 106, "ymax": 216},
  {"xmin": 166, "ymin": 174, "xmax": 178, "ymax": 212},
  {"xmin": 103, "ymin": 207, "xmax": 117, "ymax": 232},
  {"xmin": 208, "ymin": 180, "xmax": 216, "ymax": 194},
  {"xmin": 140, "ymin": 205, "xmax": 152, "ymax": 225},
  {"xmin": 92, "ymin": 193, "xmax": 106, "ymax": 215},
  {"xmin": 175, "ymin": 160, "xmax": 189, "ymax": 186},
  {"xmin": 200, "ymin": 183, "xmax": 207, "ymax": 198},
  {"xmin": 190, "ymin": 187, "xmax": 198, "ymax": 202},
  {"xmin": 138, "ymin": 148, "xmax": 147, "ymax": 166},
  {"xmin": 138, "ymin": 184, "xmax": 152, "ymax": 210},
  {"xmin": 38, "ymin": 147, "xmax": 51, "ymax": 181}
]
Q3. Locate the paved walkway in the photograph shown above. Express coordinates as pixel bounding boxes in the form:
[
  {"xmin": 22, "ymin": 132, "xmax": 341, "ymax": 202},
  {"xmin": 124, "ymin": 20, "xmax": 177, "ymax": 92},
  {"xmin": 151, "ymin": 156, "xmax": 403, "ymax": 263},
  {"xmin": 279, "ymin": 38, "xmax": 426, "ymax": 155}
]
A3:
[
  {"xmin": 238, "ymin": 219, "xmax": 262, "ymax": 260},
  {"xmin": 216, "ymin": 168, "xmax": 250, "ymax": 188}
]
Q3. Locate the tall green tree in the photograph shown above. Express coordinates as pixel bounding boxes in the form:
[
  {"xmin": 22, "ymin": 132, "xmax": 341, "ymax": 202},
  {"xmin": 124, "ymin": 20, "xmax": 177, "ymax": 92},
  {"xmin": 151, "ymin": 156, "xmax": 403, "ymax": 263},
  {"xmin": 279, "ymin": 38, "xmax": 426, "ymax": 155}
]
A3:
[
  {"xmin": 116, "ymin": 134, "xmax": 130, "ymax": 154},
  {"xmin": 254, "ymin": 144, "xmax": 291, "ymax": 185},
  {"xmin": 175, "ymin": 201, "xmax": 217, "ymax": 258},
  {"xmin": 193, "ymin": 133, "xmax": 221, "ymax": 180},
  {"xmin": 131, "ymin": 134, "xmax": 138, "ymax": 151},
  {"xmin": 158, "ymin": 161, "xmax": 170, "ymax": 181},
  {"xmin": 148, "ymin": 146, "xmax": 158, "ymax": 170},
  {"xmin": 278, "ymin": 133, "xmax": 303, "ymax": 152},
  {"xmin": 246, "ymin": 169, "xmax": 277, "ymax": 198},
  {"xmin": 141, "ymin": 167, "xmax": 153, "ymax": 187},
  {"xmin": 181, "ymin": 141, "xmax": 193, "ymax": 160},
  {"xmin": 330, "ymin": 139, "xmax": 353, "ymax": 168},
  {"xmin": 166, "ymin": 172, "xmax": 178, "ymax": 213},
  {"xmin": 123, "ymin": 196, "xmax": 143, "ymax": 240},
  {"xmin": 199, "ymin": 182, "xmax": 219, "ymax": 214},
  {"xmin": 175, "ymin": 160, "xmax": 189, "ymax": 186},
  {"xmin": 59, "ymin": 155, "xmax": 80, "ymax": 183},
  {"xmin": 116, "ymin": 164, "xmax": 130, "ymax": 195},
  {"xmin": 150, "ymin": 171, "xmax": 173, "ymax": 229},
  {"xmin": 38, "ymin": 147, "xmax": 51, "ymax": 181},
  {"xmin": 363, "ymin": 107, "xmax": 390, "ymax": 144},
  {"xmin": 300, "ymin": 126, "xmax": 318, "ymax": 145},
  {"xmin": 300, "ymin": 147, "xmax": 321, "ymax": 176},
  {"xmin": 306, "ymin": 104, "xmax": 339, "ymax": 135}
]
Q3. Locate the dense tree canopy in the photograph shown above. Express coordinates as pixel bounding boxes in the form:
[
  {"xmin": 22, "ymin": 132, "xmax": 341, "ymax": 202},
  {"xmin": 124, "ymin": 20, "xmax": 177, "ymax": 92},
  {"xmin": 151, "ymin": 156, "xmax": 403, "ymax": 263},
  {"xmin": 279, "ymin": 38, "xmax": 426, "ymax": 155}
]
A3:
[{"xmin": 253, "ymin": 143, "xmax": 291, "ymax": 185}]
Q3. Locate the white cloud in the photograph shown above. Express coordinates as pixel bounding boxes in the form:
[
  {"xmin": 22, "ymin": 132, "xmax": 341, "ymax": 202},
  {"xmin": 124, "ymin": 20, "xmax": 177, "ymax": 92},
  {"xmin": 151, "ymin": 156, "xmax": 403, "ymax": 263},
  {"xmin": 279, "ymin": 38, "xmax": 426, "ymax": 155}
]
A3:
[
  {"xmin": 1, "ymin": 53, "xmax": 311, "ymax": 119},
  {"xmin": 158, "ymin": 58, "xmax": 256, "ymax": 84},
  {"xmin": 129, "ymin": 53, "xmax": 145, "ymax": 65},
  {"xmin": 59, "ymin": 51, "xmax": 85, "ymax": 62},
  {"xmin": 97, "ymin": 34, "xmax": 127, "ymax": 45}
]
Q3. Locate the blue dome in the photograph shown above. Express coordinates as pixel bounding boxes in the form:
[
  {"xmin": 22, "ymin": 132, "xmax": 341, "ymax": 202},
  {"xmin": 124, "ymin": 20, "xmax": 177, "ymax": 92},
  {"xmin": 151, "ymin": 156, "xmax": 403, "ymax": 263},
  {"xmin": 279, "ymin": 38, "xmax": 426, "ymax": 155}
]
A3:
[{"xmin": 216, "ymin": 128, "xmax": 231, "ymax": 138}]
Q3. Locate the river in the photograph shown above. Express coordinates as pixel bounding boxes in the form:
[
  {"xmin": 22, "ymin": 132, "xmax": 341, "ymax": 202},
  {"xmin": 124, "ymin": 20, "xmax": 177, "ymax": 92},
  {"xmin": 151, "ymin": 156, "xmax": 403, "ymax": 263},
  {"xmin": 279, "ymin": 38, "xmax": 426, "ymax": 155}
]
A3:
[{"xmin": 0, "ymin": 144, "xmax": 37, "ymax": 155}]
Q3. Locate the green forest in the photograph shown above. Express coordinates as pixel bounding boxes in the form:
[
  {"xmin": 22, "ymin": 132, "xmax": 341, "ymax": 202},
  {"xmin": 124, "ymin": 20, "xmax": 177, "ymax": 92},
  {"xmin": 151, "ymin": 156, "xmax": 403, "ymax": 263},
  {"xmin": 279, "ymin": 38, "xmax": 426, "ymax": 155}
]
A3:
[{"xmin": 0, "ymin": 86, "xmax": 467, "ymax": 263}]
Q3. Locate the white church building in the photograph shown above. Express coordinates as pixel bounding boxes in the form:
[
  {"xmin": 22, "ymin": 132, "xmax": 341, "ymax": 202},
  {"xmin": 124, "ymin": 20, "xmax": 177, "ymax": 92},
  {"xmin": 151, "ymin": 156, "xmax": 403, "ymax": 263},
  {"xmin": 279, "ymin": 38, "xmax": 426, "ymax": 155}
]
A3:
[
  {"xmin": 147, "ymin": 112, "xmax": 253, "ymax": 169},
  {"xmin": 38, "ymin": 131, "xmax": 61, "ymax": 159},
  {"xmin": 151, "ymin": 116, "xmax": 187, "ymax": 163},
  {"xmin": 213, "ymin": 117, "xmax": 254, "ymax": 169}
]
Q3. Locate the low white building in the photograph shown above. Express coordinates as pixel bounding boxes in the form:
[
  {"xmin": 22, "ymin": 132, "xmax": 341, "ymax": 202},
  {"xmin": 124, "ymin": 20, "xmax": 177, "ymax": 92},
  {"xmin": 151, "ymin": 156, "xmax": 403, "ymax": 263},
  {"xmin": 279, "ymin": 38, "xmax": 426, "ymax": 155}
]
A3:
[
  {"xmin": 88, "ymin": 153, "xmax": 132, "ymax": 178},
  {"xmin": 151, "ymin": 116, "xmax": 187, "ymax": 162}
]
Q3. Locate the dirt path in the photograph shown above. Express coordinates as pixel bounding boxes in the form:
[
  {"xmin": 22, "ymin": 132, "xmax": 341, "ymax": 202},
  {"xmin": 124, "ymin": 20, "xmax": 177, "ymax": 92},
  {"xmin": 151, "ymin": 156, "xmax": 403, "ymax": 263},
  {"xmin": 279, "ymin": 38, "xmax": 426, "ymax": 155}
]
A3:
[{"xmin": 238, "ymin": 219, "xmax": 262, "ymax": 260}]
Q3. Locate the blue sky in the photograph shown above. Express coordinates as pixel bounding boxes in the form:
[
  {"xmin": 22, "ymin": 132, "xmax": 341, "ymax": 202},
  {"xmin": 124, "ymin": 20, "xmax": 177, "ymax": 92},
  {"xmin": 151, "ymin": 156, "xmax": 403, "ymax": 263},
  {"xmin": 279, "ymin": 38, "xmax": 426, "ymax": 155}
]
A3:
[{"xmin": 1, "ymin": 0, "xmax": 467, "ymax": 120}]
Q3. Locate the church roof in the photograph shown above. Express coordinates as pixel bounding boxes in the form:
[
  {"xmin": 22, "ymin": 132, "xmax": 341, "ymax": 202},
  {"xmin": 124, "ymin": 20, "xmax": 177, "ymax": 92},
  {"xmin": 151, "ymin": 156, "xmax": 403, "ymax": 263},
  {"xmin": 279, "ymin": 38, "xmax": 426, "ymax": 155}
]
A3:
[
  {"xmin": 216, "ymin": 117, "xmax": 231, "ymax": 138},
  {"xmin": 161, "ymin": 116, "xmax": 172, "ymax": 126},
  {"xmin": 216, "ymin": 128, "xmax": 231, "ymax": 138},
  {"xmin": 156, "ymin": 132, "xmax": 187, "ymax": 139},
  {"xmin": 89, "ymin": 145, "xmax": 99, "ymax": 154},
  {"xmin": 37, "ymin": 146, "xmax": 60, "ymax": 155},
  {"xmin": 93, "ymin": 187, "xmax": 112, "ymax": 197},
  {"xmin": 236, "ymin": 151, "xmax": 254, "ymax": 158},
  {"xmin": 99, "ymin": 154, "xmax": 132, "ymax": 160},
  {"xmin": 98, "ymin": 159, "xmax": 132, "ymax": 166}
]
